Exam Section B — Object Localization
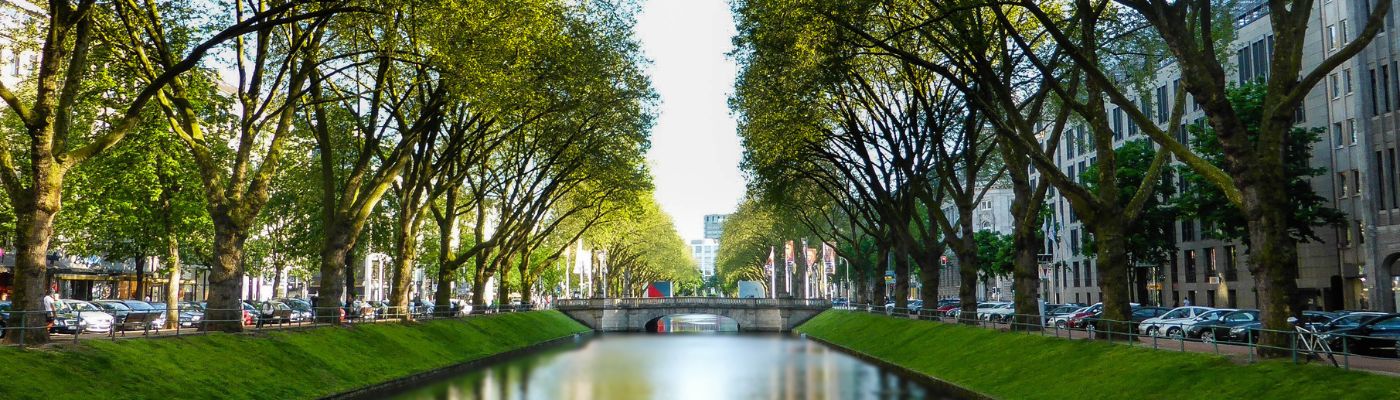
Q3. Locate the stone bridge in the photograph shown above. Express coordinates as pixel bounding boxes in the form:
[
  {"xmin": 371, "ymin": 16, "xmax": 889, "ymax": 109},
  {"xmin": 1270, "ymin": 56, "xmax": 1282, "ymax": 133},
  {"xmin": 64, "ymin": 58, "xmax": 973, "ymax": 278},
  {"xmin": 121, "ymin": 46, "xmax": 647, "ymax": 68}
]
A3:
[{"xmin": 555, "ymin": 297, "xmax": 831, "ymax": 332}]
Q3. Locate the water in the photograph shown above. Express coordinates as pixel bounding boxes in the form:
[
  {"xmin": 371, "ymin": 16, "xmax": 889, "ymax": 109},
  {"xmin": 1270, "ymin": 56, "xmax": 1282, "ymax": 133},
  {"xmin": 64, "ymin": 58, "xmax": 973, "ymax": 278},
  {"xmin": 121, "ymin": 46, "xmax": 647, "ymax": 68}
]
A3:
[{"xmin": 387, "ymin": 334, "xmax": 954, "ymax": 400}]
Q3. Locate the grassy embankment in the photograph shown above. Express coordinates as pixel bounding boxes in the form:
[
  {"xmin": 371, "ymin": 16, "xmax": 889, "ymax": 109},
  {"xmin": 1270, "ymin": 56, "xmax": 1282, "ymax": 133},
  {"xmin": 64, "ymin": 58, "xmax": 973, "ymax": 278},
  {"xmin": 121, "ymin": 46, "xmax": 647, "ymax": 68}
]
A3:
[
  {"xmin": 797, "ymin": 311, "xmax": 1400, "ymax": 399},
  {"xmin": 0, "ymin": 311, "xmax": 588, "ymax": 400}
]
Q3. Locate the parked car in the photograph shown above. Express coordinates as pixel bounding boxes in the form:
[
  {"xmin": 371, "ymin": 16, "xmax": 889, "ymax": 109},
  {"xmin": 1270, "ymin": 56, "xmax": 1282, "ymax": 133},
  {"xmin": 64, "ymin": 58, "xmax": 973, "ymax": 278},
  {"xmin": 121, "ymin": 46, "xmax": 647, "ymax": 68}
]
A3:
[
  {"xmin": 973, "ymin": 302, "xmax": 1009, "ymax": 321},
  {"xmin": 982, "ymin": 303, "xmax": 1016, "ymax": 322},
  {"xmin": 1186, "ymin": 309, "xmax": 1259, "ymax": 343},
  {"xmin": 240, "ymin": 302, "xmax": 259, "ymax": 326},
  {"xmin": 1321, "ymin": 312, "xmax": 1387, "ymax": 332},
  {"xmin": 1138, "ymin": 306, "xmax": 1216, "ymax": 338},
  {"xmin": 51, "ymin": 299, "xmax": 114, "ymax": 334},
  {"xmin": 934, "ymin": 301, "xmax": 960, "ymax": 317},
  {"xmin": 908, "ymin": 299, "xmax": 924, "ymax": 314},
  {"xmin": 1228, "ymin": 311, "xmax": 1338, "ymax": 343},
  {"xmin": 1050, "ymin": 307, "xmax": 1090, "ymax": 329},
  {"xmin": 1323, "ymin": 313, "xmax": 1400, "ymax": 358},
  {"xmin": 831, "ymin": 298, "xmax": 849, "ymax": 307},
  {"xmin": 0, "ymin": 301, "xmax": 10, "ymax": 338},
  {"xmin": 92, "ymin": 300, "xmax": 145, "ymax": 331},
  {"xmin": 245, "ymin": 300, "xmax": 294, "ymax": 325},
  {"xmin": 1082, "ymin": 306, "xmax": 1170, "ymax": 334},
  {"xmin": 148, "ymin": 302, "xmax": 202, "ymax": 328}
]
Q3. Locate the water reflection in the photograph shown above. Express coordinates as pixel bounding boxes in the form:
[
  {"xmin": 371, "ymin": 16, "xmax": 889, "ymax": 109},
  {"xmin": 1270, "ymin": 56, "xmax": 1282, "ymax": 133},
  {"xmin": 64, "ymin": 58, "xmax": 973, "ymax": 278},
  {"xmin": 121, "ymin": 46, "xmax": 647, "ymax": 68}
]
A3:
[
  {"xmin": 389, "ymin": 335, "xmax": 953, "ymax": 400},
  {"xmin": 648, "ymin": 313, "xmax": 740, "ymax": 332}
]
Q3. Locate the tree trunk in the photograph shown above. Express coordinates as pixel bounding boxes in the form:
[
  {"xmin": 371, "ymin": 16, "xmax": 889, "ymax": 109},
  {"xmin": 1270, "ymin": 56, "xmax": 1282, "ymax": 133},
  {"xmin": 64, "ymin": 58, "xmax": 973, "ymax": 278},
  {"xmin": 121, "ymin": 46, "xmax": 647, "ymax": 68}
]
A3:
[
  {"xmin": 1245, "ymin": 178, "xmax": 1301, "ymax": 356},
  {"xmin": 955, "ymin": 243, "xmax": 979, "ymax": 325},
  {"xmin": 205, "ymin": 225, "xmax": 248, "ymax": 332},
  {"xmin": 872, "ymin": 242, "xmax": 889, "ymax": 307},
  {"xmin": 1011, "ymin": 230, "xmax": 1042, "ymax": 331},
  {"xmin": 165, "ymin": 237, "xmax": 182, "ymax": 330},
  {"xmin": 6, "ymin": 200, "xmax": 59, "ymax": 345},
  {"xmin": 1093, "ymin": 219, "xmax": 1133, "ymax": 336},
  {"xmin": 918, "ymin": 253, "xmax": 940, "ymax": 315},
  {"xmin": 135, "ymin": 255, "xmax": 146, "ymax": 301},
  {"xmin": 471, "ymin": 249, "xmax": 493, "ymax": 310},
  {"xmin": 315, "ymin": 225, "xmax": 353, "ymax": 323},
  {"xmin": 893, "ymin": 240, "xmax": 910, "ymax": 310},
  {"xmin": 774, "ymin": 245, "xmax": 789, "ymax": 299},
  {"xmin": 272, "ymin": 264, "xmax": 286, "ymax": 299},
  {"xmin": 390, "ymin": 214, "xmax": 424, "ymax": 320}
]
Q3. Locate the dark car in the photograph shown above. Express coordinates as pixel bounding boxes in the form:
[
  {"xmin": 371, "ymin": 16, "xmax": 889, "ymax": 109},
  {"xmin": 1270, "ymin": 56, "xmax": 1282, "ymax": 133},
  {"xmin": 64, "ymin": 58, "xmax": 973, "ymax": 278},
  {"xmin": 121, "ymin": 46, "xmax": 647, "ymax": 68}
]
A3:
[
  {"xmin": 1321, "ymin": 312, "xmax": 1387, "ymax": 332},
  {"xmin": 832, "ymin": 298, "xmax": 849, "ymax": 307},
  {"xmin": 1227, "ymin": 311, "xmax": 1338, "ymax": 343},
  {"xmin": 1324, "ymin": 313, "xmax": 1400, "ymax": 358},
  {"xmin": 274, "ymin": 298, "xmax": 314, "ymax": 322},
  {"xmin": 92, "ymin": 300, "xmax": 144, "ymax": 331},
  {"xmin": 148, "ymin": 302, "xmax": 202, "ymax": 328},
  {"xmin": 245, "ymin": 300, "xmax": 294, "ymax": 325},
  {"xmin": 1186, "ymin": 309, "xmax": 1260, "ymax": 343},
  {"xmin": 1083, "ymin": 306, "xmax": 1171, "ymax": 334},
  {"xmin": 0, "ymin": 301, "xmax": 10, "ymax": 338}
]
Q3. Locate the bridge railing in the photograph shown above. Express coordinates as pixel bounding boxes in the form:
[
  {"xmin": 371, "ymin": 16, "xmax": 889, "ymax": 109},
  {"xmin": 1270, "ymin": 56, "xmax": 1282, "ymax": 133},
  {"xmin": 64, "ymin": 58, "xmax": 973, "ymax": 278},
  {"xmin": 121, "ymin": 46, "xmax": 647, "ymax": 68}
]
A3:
[{"xmin": 554, "ymin": 297, "xmax": 831, "ymax": 310}]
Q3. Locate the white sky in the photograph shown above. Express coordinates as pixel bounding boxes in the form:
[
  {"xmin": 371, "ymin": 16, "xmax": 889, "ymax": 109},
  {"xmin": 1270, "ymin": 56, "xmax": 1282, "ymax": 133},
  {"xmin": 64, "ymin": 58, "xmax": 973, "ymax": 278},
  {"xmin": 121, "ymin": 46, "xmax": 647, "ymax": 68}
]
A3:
[{"xmin": 635, "ymin": 0, "xmax": 745, "ymax": 240}]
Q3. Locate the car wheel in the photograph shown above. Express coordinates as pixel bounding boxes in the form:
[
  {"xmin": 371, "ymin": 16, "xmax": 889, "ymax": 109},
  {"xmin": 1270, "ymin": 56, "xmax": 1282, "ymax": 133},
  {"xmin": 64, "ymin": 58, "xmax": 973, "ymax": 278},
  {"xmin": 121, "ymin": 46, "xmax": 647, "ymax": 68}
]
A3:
[
  {"xmin": 1167, "ymin": 328, "xmax": 1183, "ymax": 339},
  {"xmin": 1147, "ymin": 327, "xmax": 1160, "ymax": 337},
  {"xmin": 1201, "ymin": 330, "xmax": 1216, "ymax": 343},
  {"xmin": 1055, "ymin": 320, "xmax": 1067, "ymax": 329}
]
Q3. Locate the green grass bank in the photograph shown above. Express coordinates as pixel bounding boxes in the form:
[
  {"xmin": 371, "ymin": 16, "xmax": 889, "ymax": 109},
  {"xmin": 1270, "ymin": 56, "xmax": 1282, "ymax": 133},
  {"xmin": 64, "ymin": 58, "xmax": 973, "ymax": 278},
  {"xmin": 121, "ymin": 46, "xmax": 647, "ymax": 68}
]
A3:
[
  {"xmin": 0, "ymin": 311, "xmax": 588, "ymax": 400},
  {"xmin": 797, "ymin": 311, "xmax": 1400, "ymax": 399}
]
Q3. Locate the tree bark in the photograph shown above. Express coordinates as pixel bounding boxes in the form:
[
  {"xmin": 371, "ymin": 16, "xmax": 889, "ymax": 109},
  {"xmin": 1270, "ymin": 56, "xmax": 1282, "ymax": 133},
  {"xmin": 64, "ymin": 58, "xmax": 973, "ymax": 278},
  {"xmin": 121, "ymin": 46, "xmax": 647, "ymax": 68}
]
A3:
[
  {"xmin": 1092, "ymin": 218, "xmax": 1133, "ymax": 336},
  {"xmin": 893, "ymin": 239, "xmax": 910, "ymax": 310},
  {"xmin": 390, "ymin": 212, "xmax": 424, "ymax": 320},
  {"xmin": 918, "ymin": 249, "xmax": 942, "ymax": 315},
  {"xmin": 204, "ymin": 225, "xmax": 248, "ymax": 332},
  {"xmin": 7, "ymin": 197, "xmax": 59, "ymax": 344},
  {"xmin": 315, "ymin": 225, "xmax": 353, "ymax": 323},
  {"xmin": 165, "ymin": 236, "xmax": 182, "ymax": 330}
]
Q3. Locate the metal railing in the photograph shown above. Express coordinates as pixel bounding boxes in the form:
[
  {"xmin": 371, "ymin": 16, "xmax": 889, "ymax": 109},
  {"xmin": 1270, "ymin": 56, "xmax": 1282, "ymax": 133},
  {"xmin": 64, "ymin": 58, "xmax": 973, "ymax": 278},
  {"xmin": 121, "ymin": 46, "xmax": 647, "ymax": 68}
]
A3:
[
  {"xmin": 1, "ymin": 301, "xmax": 546, "ymax": 347},
  {"xmin": 554, "ymin": 297, "xmax": 833, "ymax": 310},
  {"xmin": 840, "ymin": 303, "xmax": 1400, "ymax": 374}
]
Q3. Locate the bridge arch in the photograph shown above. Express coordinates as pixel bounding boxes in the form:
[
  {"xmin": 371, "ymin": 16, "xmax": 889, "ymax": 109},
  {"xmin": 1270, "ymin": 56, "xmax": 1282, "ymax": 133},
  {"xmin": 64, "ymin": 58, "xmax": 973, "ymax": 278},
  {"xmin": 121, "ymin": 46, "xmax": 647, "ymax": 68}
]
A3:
[
  {"xmin": 643, "ymin": 313, "xmax": 741, "ymax": 332},
  {"xmin": 556, "ymin": 298, "xmax": 830, "ymax": 332}
]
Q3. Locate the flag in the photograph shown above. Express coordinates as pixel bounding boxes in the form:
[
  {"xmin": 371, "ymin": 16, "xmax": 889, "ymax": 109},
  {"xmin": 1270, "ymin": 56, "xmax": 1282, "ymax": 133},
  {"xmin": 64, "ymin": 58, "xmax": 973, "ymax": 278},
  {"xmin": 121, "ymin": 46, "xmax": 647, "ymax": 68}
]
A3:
[
  {"xmin": 784, "ymin": 240, "xmax": 795, "ymax": 268},
  {"xmin": 823, "ymin": 242, "xmax": 837, "ymax": 274}
]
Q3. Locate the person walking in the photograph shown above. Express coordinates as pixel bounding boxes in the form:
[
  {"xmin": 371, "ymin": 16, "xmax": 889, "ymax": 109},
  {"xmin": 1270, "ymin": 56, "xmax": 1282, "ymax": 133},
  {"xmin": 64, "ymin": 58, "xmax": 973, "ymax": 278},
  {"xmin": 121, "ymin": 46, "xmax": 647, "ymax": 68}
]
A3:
[{"xmin": 42, "ymin": 290, "xmax": 58, "ymax": 333}]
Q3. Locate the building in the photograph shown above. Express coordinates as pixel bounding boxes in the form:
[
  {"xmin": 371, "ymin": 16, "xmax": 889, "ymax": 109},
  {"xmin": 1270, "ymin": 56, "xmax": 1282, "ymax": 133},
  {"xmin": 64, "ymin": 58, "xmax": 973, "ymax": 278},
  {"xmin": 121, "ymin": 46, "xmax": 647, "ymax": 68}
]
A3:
[
  {"xmin": 691, "ymin": 239, "xmax": 718, "ymax": 278},
  {"xmin": 938, "ymin": 185, "xmax": 1017, "ymax": 301},
  {"xmin": 703, "ymin": 214, "xmax": 729, "ymax": 240},
  {"xmin": 1040, "ymin": 0, "xmax": 1398, "ymax": 312}
]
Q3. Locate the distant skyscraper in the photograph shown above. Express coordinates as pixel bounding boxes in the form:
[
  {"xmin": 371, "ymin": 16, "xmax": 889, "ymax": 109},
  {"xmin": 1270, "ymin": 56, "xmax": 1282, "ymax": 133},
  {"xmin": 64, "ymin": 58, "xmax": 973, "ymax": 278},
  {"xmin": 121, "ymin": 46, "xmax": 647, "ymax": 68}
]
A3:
[{"xmin": 703, "ymin": 214, "xmax": 729, "ymax": 240}]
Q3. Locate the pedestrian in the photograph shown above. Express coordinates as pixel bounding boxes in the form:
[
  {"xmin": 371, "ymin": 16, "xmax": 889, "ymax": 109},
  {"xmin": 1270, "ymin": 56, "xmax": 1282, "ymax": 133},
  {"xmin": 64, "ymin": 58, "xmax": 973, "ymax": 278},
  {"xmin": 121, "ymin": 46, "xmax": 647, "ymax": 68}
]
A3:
[
  {"xmin": 43, "ymin": 290, "xmax": 58, "ymax": 332},
  {"xmin": 1182, "ymin": 298, "xmax": 1192, "ymax": 307}
]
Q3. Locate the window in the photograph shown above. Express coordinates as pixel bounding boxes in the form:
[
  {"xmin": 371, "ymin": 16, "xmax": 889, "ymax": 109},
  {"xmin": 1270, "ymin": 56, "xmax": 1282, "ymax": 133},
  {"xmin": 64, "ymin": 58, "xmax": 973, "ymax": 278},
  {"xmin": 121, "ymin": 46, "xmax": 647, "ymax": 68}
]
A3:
[
  {"xmin": 1345, "ymin": 69, "xmax": 1354, "ymax": 94},
  {"xmin": 1086, "ymin": 260, "xmax": 1095, "ymax": 286},
  {"xmin": 1070, "ymin": 229, "xmax": 1080, "ymax": 254},
  {"xmin": 1207, "ymin": 290, "xmax": 1217, "ymax": 307},
  {"xmin": 1252, "ymin": 40, "xmax": 1268, "ymax": 80},
  {"xmin": 1339, "ymin": 172, "xmax": 1350, "ymax": 197},
  {"xmin": 1345, "ymin": 220, "xmax": 1355, "ymax": 248},
  {"xmin": 1331, "ymin": 74, "xmax": 1341, "ymax": 98},
  {"xmin": 1157, "ymin": 85, "xmax": 1168, "ymax": 123},
  {"xmin": 1379, "ymin": 151, "xmax": 1389, "ymax": 210},
  {"xmin": 1237, "ymin": 48, "xmax": 1252, "ymax": 82},
  {"xmin": 1340, "ymin": 19, "xmax": 1349, "ymax": 45},
  {"xmin": 1348, "ymin": 118, "xmax": 1358, "ymax": 145},
  {"xmin": 1327, "ymin": 24, "xmax": 1337, "ymax": 50},
  {"xmin": 1169, "ymin": 252, "xmax": 1179, "ymax": 284},
  {"xmin": 1113, "ymin": 108, "xmax": 1123, "ymax": 140},
  {"xmin": 1073, "ymin": 261, "xmax": 1081, "ymax": 287},
  {"xmin": 1354, "ymin": 169, "xmax": 1362, "ymax": 196},
  {"xmin": 982, "ymin": 200, "xmax": 992, "ymax": 210},
  {"xmin": 1184, "ymin": 250, "xmax": 1198, "ymax": 283},
  {"xmin": 1372, "ymin": 69, "xmax": 1380, "ymax": 116},
  {"xmin": 1181, "ymin": 219, "xmax": 1196, "ymax": 242},
  {"xmin": 1205, "ymin": 247, "xmax": 1218, "ymax": 278},
  {"xmin": 1334, "ymin": 122, "xmax": 1345, "ymax": 148},
  {"xmin": 1224, "ymin": 246, "xmax": 1238, "ymax": 282},
  {"xmin": 1390, "ymin": 149, "xmax": 1398, "ymax": 207},
  {"xmin": 1384, "ymin": 65, "xmax": 1393, "ymax": 112},
  {"xmin": 1357, "ymin": 219, "xmax": 1366, "ymax": 244},
  {"xmin": 1227, "ymin": 290, "xmax": 1238, "ymax": 308}
]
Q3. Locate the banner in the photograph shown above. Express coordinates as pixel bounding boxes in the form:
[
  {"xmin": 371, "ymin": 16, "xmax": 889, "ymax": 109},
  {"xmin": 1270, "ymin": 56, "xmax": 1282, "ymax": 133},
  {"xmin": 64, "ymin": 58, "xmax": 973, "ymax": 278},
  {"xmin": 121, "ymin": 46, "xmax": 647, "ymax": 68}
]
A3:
[
  {"xmin": 784, "ymin": 240, "xmax": 795, "ymax": 268},
  {"xmin": 823, "ymin": 242, "xmax": 837, "ymax": 274},
  {"xmin": 765, "ymin": 247, "xmax": 775, "ymax": 273}
]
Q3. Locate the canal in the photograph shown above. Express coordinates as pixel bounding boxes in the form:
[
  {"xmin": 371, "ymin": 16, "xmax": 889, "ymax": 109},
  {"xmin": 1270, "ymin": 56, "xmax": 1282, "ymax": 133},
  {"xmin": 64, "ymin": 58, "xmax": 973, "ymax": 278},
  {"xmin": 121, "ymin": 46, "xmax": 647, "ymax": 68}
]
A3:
[{"xmin": 387, "ymin": 331, "xmax": 953, "ymax": 399}]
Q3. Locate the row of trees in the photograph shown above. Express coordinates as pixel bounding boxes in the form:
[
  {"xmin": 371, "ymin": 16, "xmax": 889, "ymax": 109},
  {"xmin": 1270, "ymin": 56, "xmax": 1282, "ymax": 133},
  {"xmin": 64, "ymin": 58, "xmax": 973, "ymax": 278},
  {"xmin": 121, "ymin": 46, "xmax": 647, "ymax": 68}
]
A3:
[
  {"xmin": 2, "ymin": 0, "xmax": 695, "ymax": 345},
  {"xmin": 729, "ymin": 0, "xmax": 1379, "ymax": 356}
]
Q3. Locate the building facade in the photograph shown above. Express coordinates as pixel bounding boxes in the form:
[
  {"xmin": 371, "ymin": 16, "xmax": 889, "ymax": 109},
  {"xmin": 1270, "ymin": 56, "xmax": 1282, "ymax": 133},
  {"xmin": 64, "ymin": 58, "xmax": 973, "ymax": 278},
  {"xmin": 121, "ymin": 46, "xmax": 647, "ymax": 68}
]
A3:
[
  {"xmin": 703, "ymin": 214, "xmax": 729, "ymax": 240},
  {"xmin": 691, "ymin": 239, "xmax": 718, "ymax": 278},
  {"xmin": 1040, "ymin": 0, "xmax": 1399, "ymax": 312}
]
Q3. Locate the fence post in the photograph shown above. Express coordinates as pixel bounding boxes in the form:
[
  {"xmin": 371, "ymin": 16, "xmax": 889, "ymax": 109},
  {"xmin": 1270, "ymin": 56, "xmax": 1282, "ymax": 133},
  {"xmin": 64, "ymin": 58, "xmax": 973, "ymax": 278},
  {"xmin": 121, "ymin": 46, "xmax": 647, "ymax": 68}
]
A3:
[
  {"xmin": 1290, "ymin": 331, "xmax": 1299, "ymax": 364},
  {"xmin": 1342, "ymin": 335, "xmax": 1350, "ymax": 370},
  {"xmin": 17, "ymin": 312, "xmax": 25, "ymax": 347},
  {"xmin": 1247, "ymin": 330, "xmax": 1254, "ymax": 364}
]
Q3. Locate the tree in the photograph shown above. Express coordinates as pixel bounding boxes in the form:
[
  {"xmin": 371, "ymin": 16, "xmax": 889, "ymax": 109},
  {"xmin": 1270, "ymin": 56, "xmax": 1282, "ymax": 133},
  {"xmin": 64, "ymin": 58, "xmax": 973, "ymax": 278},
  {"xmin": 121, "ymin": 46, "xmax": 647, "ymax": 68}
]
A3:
[
  {"xmin": 1082, "ymin": 139, "xmax": 1179, "ymax": 304},
  {"xmin": 1174, "ymin": 83, "xmax": 1345, "ymax": 245},
  {"xmin": 2, "ymin": 0, "xmax": 329, "ymax": 344}
]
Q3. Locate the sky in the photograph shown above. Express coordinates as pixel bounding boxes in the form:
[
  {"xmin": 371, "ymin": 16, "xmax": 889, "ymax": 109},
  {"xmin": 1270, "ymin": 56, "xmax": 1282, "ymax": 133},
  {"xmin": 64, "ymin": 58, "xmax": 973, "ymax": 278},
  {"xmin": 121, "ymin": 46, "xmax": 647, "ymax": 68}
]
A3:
[{"xmin": 634, "ymin": 0, "xmax": 746, "ymax": 241}]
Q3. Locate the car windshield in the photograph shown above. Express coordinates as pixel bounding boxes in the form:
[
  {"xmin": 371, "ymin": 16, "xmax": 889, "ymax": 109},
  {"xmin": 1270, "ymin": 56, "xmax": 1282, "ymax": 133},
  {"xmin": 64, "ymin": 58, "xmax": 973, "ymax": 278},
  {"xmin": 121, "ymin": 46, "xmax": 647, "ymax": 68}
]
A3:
[
  {"xmin": 180, "ymin": 302, "xmax": 205, "ymax": 311},
  {"xmin": 283, "ymin": 300, "xmax": 311, "ymax": 311},
  {"xmin": 124, "ymin": 301, "xmax": 154, "ymax": 311},
  {"xmin": 1224, "ymin": 311, "xmax": 1258, "ymax": 322},
  {"xmin": 64, "ymin": 301, "xmax": 101, "ymax": 311},
  {"xmin": 1369, "ymin": 315, "xmax": 1400, "ymax": 329},
  {"xmin": 149, "ymin": 303, "xmax": 168, "ymax": 311},
  {"xmin": 97, "ymin": 302, "xmax": 131, "ymax": 311}
]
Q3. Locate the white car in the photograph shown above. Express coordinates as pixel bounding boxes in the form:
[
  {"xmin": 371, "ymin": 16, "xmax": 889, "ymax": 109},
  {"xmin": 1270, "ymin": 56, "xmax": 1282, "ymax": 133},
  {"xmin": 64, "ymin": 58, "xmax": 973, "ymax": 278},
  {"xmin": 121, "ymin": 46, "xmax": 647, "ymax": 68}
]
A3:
[
  {"xmin": 974, "ymin": 302, "xmax": 1011, "ymax": 320},
  {"xmin": 982, "ymin": 303, "xmax": 1016, "ymax": 322},
  {"xmin": 1138, "ymin": 306, "xmax": 1215, "ymax": 338},
  {"xmin": 53, "ymin": 299, "xmax": 115, "ymax": 334}
]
